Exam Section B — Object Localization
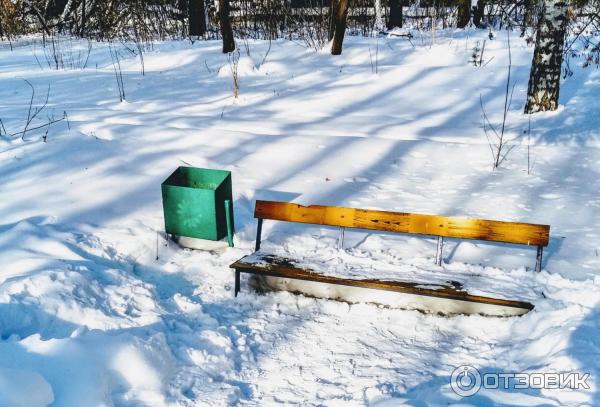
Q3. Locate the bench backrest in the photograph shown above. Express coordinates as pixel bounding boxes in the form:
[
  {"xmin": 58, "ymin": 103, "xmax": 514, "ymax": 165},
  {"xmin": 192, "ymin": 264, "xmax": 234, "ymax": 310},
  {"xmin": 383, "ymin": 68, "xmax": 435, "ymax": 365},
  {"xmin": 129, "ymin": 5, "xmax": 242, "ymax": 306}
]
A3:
[{"xmin": 254, "ymin": 200, "xmax": 550, "ymax": 246}]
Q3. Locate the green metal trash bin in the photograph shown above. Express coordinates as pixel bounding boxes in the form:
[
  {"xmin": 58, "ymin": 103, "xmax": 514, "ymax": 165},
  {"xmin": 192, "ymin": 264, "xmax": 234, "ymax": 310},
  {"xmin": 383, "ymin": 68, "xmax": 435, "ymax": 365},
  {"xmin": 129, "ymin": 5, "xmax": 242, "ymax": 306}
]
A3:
[{"xmin": 161, "ymin": 166, "xmax": 234, "ymax": 247}]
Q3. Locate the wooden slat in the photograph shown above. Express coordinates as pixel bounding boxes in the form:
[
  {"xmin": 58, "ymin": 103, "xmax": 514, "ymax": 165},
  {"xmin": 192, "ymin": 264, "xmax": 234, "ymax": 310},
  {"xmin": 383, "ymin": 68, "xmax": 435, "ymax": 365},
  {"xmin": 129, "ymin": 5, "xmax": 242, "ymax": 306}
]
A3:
[
  {"xmin": 254, "ymin": 200, "xmax": 550, "ymax": 246},
  {"xmin": 230, "ymin": 255, "xmax": 534, "ymax": 311}
]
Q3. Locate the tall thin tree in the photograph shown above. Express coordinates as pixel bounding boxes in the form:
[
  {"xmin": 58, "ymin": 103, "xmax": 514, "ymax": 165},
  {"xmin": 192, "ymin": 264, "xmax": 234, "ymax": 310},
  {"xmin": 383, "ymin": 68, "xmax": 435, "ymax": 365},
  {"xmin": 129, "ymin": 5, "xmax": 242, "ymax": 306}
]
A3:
[
  {"xmin": 219, "ymin": 0, "xmax": 235, "ymax": 53},
  {"xmin": 473, "ymin": 0, "xmax": 486, "ymax": 27},
  {"xmin": 521, "ymin": 0, "xmax": 536, "ymax": 36},
  {"xmin": 189, "ymin": 0, "xmax": 206, "ymax": 37},
  {"xmin": 0, "ymin": 6, "xmax": 4, "ymax": 39},
  {"xmin": 329, "ymin": 0, "xmax": 338, "ymax": 40},
  {"xmin": 330, "ymin": 0, "xmax": 349, "ymax": 55},
  {"xmin": 374, "ymin": 0, "xmax": 385, "ymax": 32},
  {"xmin": 80, "ymin": 0, "xmax": 86, "ymax": 36},
  {"xmin": 457, "ymin": 0, "xmax": 471, "ymax": 28},
  {"xmin": 524, "ymin": 0, "xmax": 569, "ymax": 113},
  {"xmin": 387, "ymin": 0, "xmax": 403, "ymax": 29}
]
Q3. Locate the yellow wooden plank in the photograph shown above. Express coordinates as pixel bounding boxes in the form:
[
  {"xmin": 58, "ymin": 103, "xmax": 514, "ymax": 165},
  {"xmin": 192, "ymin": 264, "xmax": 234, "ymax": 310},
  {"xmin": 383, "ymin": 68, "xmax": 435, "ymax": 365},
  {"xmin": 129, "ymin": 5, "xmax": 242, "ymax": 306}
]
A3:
[{"xmin": 254, "ymin": 200, "xmax": 550, "ymax": 246}]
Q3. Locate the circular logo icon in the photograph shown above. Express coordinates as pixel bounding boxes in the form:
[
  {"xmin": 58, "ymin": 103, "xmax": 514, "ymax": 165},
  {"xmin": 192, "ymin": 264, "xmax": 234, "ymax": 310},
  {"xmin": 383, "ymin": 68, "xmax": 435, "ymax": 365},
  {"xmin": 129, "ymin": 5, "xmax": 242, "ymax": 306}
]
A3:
[{"xmin": 450, "ymin": 365, "xmax": 482, "ymax": 397}]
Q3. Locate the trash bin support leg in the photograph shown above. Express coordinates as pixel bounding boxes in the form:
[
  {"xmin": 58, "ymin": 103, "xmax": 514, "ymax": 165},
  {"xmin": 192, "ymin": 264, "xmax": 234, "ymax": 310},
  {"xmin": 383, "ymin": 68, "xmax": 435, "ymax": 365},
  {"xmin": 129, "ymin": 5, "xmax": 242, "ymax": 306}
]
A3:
[{"xmin": 224, "ymin": 199, "xmax": 234, "ymax": 247}]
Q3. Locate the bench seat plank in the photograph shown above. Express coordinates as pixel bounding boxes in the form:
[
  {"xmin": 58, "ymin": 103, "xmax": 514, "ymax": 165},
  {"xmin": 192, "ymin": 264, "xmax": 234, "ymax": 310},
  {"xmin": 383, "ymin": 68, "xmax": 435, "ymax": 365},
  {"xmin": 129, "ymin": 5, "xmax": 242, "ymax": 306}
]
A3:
[{"xmin": 230, "ymin": 254, "xmax": 535, "ymax": 312}]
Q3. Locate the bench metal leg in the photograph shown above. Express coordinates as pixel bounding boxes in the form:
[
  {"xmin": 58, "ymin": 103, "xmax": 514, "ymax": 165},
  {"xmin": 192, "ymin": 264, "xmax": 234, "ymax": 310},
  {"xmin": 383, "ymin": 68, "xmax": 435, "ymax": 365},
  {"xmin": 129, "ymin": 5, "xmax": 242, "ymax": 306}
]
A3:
[
  {"xmin": 234, "ymin": 269, "xmax": 241, "ymax": 297},
  {"xmin": 338, "ymin": 227, "xmax": 345, "ymax": 250},
  {"xmin": 535, "ymin": 246, "xmax": 543, "ymax": 273},
  {"xmin": 435, "ymin": 236, "xmax": 444, "ymax": 266},
  {"xmin": 255, "ymin": 219, "xmax": 263, "ymax": 252}
]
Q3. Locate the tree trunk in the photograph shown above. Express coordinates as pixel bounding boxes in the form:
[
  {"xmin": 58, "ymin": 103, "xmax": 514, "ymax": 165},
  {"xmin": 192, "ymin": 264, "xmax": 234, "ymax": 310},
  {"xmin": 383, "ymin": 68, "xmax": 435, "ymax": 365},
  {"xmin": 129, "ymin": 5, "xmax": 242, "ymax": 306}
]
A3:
[
  {"xmin": 328, "ymin": 0, "xmax": 337, "ymax": 41},
  {"xmin": 521, "ymin": 0, "xmax": 536, "ymax": 37},
  {"xmin": 473, "ymin": 0, "xmax": 485, "ymax": 27},
  {"xmin": 330, "ymin": 0, "xmax": 349, "ymax": 55},
  {"xmin": 189, "ymin": 0, "xmax": 206, "ymax": 36},
  {"xmin": 57, "ymin": 0, "xmax": 75, "ymax": 32},
  {"xmin": 457, "ymin": 0, "xmax": 471, "ymax": 28},
  {"xmin": 219, "ymin": 0, "xmax": 235, "ymax": 53},
  {"xmin": 373, "ymin": 0, "xmax": 385, "ymax": 33},
  {"xmin": 80, "ymin": 0, "xmax": 86, "ymax": 36},
  {"xmin": 524, "ymin": 0, "xmax": 569, "ymax": 114},
  {"xmin": 387, "ymin": 0, "xmax": 403, "ymax": 29}
]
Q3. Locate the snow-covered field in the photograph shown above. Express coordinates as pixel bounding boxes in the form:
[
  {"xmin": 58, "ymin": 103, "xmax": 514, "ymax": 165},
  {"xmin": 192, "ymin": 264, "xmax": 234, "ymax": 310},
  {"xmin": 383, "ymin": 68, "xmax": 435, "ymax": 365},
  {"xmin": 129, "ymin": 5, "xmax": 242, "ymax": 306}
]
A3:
[{"xmin": 1, "ymin": 30, "xmax": 599, "ymax": 406}]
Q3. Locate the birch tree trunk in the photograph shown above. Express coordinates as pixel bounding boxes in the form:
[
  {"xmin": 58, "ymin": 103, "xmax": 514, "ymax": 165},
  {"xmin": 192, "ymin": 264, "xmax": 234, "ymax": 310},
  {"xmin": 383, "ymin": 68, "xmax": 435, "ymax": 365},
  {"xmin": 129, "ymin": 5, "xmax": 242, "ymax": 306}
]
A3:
[
  {"xmin": 524, "ymin": 0, "xmax": 569, "ymax": 113},
  {"xmin": 330, "ymin": 0, "xmax": 349, "ymax": 55},
  {"xmin": 80, "ymin": 0, "xmax": 86, "ymax": 36},
  {"xmin": 219, "ymin": 0, "xmax": 235, "ymax": 53},
  {"xmin": 60, "ymin": 0, "xmax": 74, "ymax": 21},
  {"xmin": 373, "ymin": 0, "xmax": 385, "ymax": 33}
]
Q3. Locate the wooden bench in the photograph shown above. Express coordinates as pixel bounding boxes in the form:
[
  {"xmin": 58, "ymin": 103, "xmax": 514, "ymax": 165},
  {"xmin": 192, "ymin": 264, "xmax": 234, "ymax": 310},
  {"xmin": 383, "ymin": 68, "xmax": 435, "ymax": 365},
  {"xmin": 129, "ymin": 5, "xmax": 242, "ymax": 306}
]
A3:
[{"xmin": 230, "ymin": 200, "xmax": 550, "ymax": 315}]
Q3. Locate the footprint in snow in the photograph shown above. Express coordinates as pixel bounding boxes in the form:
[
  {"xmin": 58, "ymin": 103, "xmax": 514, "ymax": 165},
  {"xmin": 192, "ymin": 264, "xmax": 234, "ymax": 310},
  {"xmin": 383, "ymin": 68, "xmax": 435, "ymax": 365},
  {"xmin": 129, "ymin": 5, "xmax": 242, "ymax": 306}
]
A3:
[
  {"xmin": 409, "ymin": 152, "xmax": 426, "ymax": 158},
  {"xmin": 344, "ymin": 177, "xmax": 369, "ymax": 183},
  {"xmin": 540, "ymin": 193, "xmax": 561, "ymax": 200}
]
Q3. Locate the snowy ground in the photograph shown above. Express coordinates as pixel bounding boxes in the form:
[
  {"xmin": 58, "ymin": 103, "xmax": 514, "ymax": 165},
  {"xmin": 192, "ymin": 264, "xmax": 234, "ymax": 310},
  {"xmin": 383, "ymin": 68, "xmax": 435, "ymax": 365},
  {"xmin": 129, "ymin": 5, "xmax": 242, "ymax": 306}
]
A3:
[{"xmin": 1, "ymin": 30, "xmax": 600, "ymax": 406}]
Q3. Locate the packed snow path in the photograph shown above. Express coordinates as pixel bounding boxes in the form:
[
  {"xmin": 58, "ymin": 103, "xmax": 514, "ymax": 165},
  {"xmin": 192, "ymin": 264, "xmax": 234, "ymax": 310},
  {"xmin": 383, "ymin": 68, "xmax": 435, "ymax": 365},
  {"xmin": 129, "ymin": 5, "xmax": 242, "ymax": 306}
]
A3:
[{"xmin": 1, "ymin": 31, "xmax": 599, "ymax": 405}]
